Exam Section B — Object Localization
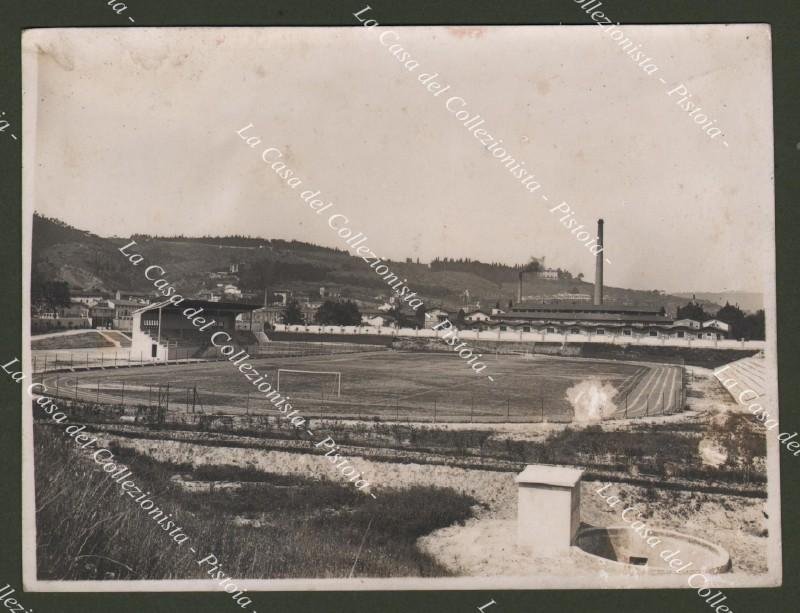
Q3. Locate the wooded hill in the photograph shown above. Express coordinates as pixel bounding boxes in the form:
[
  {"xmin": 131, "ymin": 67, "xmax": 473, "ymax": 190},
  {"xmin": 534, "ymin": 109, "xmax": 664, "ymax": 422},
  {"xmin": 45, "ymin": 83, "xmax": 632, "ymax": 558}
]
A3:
[{"xmin": 32, "ymin": 214, "xmax": 713, "ymax": 313}]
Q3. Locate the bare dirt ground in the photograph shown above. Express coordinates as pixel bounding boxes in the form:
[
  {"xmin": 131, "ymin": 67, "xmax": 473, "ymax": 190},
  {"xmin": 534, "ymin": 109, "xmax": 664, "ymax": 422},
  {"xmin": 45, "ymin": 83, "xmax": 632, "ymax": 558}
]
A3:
[{"xmin": 99, "ymin": 434, "xmax": 769, "ymax": 580}]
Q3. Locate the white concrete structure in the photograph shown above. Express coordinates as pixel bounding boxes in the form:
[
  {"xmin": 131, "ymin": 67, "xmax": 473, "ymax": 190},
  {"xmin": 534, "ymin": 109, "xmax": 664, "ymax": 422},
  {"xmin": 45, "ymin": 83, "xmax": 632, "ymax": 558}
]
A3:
[
  {"xmin": 703, "ymin": 319, "xmax": 730, "ymax": 332},
  {"xmin": 271, "ymin": 323, "xmax": 766, "ymax": 350},
  {"xmin": 516, "ymin": 465, "xmax": 584, "ymax": 555},
  {"xmin": 464, "ymin": 309, "xmax": 491, "ymax": 323}
]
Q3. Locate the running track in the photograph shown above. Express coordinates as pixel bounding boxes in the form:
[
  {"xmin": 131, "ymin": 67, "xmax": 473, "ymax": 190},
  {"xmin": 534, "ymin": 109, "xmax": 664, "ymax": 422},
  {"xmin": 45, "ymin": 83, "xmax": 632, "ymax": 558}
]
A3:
[{"xmin": 612, "ymin": 364, "xmax": 683, "ymax": 418}]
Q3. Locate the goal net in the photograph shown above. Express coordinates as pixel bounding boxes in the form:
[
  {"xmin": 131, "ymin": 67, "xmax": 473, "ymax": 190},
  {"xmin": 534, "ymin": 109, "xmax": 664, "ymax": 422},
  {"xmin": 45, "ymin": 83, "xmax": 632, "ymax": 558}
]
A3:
[{"xmin": 276, "ymin": 369, "xmax": 342, "ymax": 399}]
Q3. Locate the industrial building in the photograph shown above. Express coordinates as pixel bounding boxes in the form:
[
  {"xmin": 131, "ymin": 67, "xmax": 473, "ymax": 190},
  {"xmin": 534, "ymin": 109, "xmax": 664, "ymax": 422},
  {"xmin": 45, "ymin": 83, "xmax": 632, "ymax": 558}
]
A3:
[{"xmin": 491, "ymin": 220, "xmax": 730, "ymax": 340}]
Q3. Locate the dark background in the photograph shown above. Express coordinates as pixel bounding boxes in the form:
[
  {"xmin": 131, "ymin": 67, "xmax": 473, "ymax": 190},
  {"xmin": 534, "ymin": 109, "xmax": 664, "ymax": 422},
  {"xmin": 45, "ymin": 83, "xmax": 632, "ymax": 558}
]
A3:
[{"xmin": 0, "ymin": 1, "xmax": 797, "ymax": 611}]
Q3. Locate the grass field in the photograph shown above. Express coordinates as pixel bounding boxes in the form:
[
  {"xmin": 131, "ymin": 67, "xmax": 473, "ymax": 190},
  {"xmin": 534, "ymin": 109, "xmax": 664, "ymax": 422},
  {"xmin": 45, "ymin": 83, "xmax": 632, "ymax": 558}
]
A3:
[
  {"xmin": 31, "ymin": 331, "xmax": 115, "ymax": 350},
  {"xmin": 38, "ymin": 350, "xmax": 682, "ymax": 423}
]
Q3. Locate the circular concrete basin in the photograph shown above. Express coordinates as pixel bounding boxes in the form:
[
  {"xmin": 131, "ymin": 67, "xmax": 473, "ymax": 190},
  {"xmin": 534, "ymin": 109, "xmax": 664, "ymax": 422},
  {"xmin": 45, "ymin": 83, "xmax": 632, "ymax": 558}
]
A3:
[{"xmin": 575, "ymin": 525, "xmax": 731, "ymax": 574}]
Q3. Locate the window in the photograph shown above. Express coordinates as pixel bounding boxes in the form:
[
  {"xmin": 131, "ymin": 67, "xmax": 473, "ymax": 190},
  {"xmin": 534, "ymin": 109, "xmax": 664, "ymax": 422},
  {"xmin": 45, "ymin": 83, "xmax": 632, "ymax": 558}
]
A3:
[
  {"xmin": 500, "ymin": 326, "xmax": 507, "ymax": 331},
  {"xmin": 623, "ymin": 329, "xmax": 632, "ymax": 336},
  {"xmin": 677, "ymin": 331, "xmax": 685, "ymax": 338},
  {"xmin": 522, "ymin": 326, "xmax": 530, "ymax": 332},
  {"xmin": 596, "ymin": 328, "xmax": 605, "ymax": 335},
  {"xmin": 649, "ymin": 330, "xmax": 658, "ymax": 337},
  {"xmin": 571, "ymin": 328, "xmax": 580, "ymax": 334},
  {"xmin": 546, "ymin": 327, "xmax": 556, "ymax": 334}
]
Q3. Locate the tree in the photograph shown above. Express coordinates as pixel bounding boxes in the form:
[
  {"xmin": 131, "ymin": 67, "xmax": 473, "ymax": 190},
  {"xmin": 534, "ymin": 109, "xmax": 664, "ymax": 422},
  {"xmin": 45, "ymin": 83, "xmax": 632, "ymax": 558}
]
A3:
[
  {"xmin": 314, "ymin": 300, "xmax": 362, "ymax": 326},
  {"xmin": 31, "ymin": 273, "xmax": 70, "ymax": 309},
  {"xmin": 740, "ymin": 310, "xmax": 765, "ymax": 340},
  {"xmin": 676, "ymin": 300, "xmax": 709, "ymax": 322},
  {"xmin": 456, "ymin": 308, "xmax": 466, "ymax": 326},
  {"xmin": 281, "ymin": 299, "xmax": 305, "ymax": 325},
  {"xmin": 577, "ymin": 272, "xmax": 584, "ymax": 282},
  {"xmin": 716, "ymin": 302, "xmax": 765, "ymax": 340},
  {"xmin": 415, "ymin": 303, "xmax": 427, "ymax": 329}
]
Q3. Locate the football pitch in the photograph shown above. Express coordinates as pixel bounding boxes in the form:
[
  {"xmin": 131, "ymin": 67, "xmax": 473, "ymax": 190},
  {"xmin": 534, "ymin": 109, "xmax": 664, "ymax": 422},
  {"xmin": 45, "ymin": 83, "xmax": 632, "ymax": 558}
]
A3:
[{"xmin": 40, "ymin": 350, "xmax": 682, "ymax": 423}]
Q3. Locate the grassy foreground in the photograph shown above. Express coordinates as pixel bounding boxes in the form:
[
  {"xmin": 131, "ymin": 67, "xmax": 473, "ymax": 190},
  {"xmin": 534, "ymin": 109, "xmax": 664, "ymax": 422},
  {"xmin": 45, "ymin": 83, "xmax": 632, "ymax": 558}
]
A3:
[{"xmin": 34, "ymin": 425, "xmax": 478, "ymax": 580}]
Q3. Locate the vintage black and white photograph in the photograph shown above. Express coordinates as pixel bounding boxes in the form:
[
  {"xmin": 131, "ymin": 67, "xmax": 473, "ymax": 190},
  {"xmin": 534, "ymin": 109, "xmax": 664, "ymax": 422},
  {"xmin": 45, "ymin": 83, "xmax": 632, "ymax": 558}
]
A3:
[{"xmin": 18, "ymin": 20, "xmax": 779, "ymax": 596}]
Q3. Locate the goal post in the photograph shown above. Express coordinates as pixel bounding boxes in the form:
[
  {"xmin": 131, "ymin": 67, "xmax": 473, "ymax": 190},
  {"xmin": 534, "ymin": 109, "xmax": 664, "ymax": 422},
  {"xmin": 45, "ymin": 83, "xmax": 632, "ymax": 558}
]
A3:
[{"xmin": 276, "ymin": 368, "xmax": 342, "ymax": 397}]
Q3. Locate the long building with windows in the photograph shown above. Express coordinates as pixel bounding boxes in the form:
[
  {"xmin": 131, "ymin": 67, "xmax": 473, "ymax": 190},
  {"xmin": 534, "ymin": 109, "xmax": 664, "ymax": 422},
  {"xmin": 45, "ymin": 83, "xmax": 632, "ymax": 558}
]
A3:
[
  {"xmin": 487, "ymin": 303, "xmax": 728, "ymax": 340},
  {"xmin": 485, "ymin": 219, "xmax": 729, "ymax": 341}
]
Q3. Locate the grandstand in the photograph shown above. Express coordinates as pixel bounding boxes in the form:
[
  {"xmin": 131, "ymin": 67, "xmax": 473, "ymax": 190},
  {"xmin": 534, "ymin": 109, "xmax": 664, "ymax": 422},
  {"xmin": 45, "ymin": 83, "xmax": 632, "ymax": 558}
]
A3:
[
  {"xmin": 130, "ymin": 299, "xmax": 261, "ymax": 361},
  {"xmin": 716, "ymin": 353, "xmax": 766, "ymax": 400}
]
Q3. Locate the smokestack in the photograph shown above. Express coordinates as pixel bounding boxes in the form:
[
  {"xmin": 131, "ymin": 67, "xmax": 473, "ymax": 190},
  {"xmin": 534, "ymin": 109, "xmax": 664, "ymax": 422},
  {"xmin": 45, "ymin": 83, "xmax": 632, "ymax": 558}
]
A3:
[
  {"xmin": 518, "ymin": 271, "xmax": 523, "ymax": 303},
  {"xmin": 593, "ymin": 219, "xmax": 604, "ymax": 306}
]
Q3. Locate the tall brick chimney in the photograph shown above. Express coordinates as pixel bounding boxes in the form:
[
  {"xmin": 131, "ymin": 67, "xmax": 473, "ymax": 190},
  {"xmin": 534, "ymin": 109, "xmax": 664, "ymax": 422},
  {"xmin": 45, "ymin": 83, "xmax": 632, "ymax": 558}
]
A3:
[{"xmin": 593, "ymin": 219, "xmax": 604, "ymax": 306}]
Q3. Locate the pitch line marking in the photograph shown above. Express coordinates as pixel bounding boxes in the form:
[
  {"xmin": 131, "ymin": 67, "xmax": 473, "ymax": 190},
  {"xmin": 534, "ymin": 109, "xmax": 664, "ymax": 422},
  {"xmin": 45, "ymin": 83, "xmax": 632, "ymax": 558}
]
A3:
[
  {"xmin": 627, "ymin": 364, "xmax": 659, "ymax": 414},
  {"xmin": 642, "ymin": 366, "xmax": 667, "ymax": 414}
]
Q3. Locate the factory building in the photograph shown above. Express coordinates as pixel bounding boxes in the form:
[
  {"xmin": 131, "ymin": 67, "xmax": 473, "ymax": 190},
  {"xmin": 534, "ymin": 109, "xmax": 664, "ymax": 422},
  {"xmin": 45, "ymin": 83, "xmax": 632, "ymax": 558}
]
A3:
[{"xmin": 492, "ymin": 219, "xmax": 729, "ymax": 340}]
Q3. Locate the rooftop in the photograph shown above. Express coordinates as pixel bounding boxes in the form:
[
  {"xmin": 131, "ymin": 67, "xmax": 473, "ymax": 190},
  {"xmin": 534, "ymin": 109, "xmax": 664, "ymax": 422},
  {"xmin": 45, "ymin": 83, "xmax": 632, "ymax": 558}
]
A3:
[
  {"xmin": 516, "ymin": 464, "xmax": 584, "ymax": 488},
  {"xmin": 513, "ymin": 302, "xmax": 663, "ymax": 314},
  {"xmin": 495, "ymin": 311, "xmax": 673, "ymax": 323},
  {"xmin": 135, "ymin": 299, "xmax": 262, "ymax": 314}
]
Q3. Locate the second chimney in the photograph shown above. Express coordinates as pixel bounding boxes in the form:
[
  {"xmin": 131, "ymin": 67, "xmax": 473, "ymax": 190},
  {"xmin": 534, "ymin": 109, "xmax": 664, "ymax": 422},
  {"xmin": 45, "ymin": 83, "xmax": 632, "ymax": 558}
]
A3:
[{"xmin": 593, "ymin": 219, "xmax": 604, "ymax": 306}]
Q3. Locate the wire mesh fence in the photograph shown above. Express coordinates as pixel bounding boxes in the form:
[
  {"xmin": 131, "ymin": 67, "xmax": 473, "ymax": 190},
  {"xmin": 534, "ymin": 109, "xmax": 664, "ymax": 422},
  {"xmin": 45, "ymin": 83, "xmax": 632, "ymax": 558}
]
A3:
[
  {"xmin": 31, "ymin": 341, "xmax": 389, "ymax": 375},
  {"xmin": 36, "ymin": 364, "xmax": 688, "ymax": 426}
]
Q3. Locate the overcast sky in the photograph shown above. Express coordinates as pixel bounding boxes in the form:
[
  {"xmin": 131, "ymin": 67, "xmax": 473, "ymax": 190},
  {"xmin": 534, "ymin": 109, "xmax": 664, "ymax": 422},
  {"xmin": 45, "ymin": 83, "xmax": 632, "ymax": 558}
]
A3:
[{"xmin": 24, "ymin": 25, "xmax": 773, "ymax": 293}]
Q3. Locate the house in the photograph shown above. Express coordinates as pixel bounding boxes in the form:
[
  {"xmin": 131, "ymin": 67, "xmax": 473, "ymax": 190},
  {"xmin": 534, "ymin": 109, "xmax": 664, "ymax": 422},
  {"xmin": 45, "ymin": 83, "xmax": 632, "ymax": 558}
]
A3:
[
  {"xmin": 300, "ymin": 303, "xmax": 321, "ymax": 324},
  {"xmin": 70, "ymin": 290, "xmax": 106, "ymax": 306},
  {"xmin": 89, "ymin": 300, "xmax": 114, "ymax": 328},
  {"xmin": 464, "ymin": 309, "xmax": 491, "ymax": 323},
  {"xmin": 222, "ymin": 284, "xmax": 242, "ymax": 298},
  {"xmin": 673, "ymin": 318, "xmax": 701, "ymax": 329},
  {"xmin": 702, "ymin": 319, "xmax": 730, "ymax": 332},
  {"xmin": 236, "ymin": 306, "xmax": 286, "ymax": 330},
  {"xmin": 196, "ymin": 289, "xmax": 222, "ymax": 302},
  {"xmin": 537, "ymin": 269, "xmax": 559, "ymax": 280},
  {"xmin": 114, "ymin": 289, "xmax": 153, "ymax": 304},
  {"xmin": 425, "ymin": 307, "xmax": 450, "ymax": 328},
  {"xmin": 362, "ymin": 312, "xmax": 395, "ymax": 327},
  {"xmin": 112, "ymin": 299, "xmax": 142, "ymax": 332},
  {"xmin": 701, "ymin": 319, "xmax": 730, "ymax": 339},
  {"xmin": 62, "ymin": 303, "xmax": 90, "ymax": 318}
]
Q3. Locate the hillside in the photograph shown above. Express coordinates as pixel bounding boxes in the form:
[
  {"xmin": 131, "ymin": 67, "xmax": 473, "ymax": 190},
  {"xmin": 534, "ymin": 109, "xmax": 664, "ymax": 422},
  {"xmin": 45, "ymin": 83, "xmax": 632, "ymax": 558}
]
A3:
[
  {"xmin": 674, "ymin": 292, "xmax": 763, "ymax": 314},
  {"xmin": 32, "ymin": 214, "xmax": 700, "ymax": 312}
]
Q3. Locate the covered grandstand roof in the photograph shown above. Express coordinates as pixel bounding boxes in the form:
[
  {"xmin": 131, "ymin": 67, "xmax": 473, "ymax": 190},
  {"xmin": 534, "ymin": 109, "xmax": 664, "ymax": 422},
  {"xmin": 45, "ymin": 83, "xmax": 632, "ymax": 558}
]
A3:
[
  {"xmin": 495, "ymin": 311, "xmax": 673, "ymax": 323},
  {"xmin": 511, "ymin": 303, "xmax": 663, "ymax": 314}
]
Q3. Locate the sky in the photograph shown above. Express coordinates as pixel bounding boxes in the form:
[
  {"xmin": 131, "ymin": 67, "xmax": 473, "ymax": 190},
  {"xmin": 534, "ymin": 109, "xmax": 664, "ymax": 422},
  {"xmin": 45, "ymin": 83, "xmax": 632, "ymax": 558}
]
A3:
[{"xmin": 23, "ymin": 25, "xmax": 774, "ymax": 293}]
